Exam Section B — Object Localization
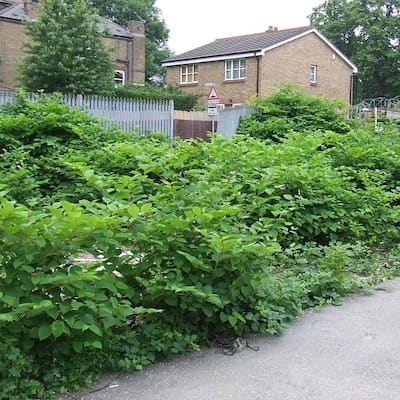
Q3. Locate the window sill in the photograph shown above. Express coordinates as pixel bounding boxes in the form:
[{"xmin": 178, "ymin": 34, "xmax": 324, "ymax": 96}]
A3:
[
  {"xmin": 224, "ymin": 79, "xmax": 246, "ymax": 84},
  {"xmin": 180, "ymin": 82, "xmax": 198, "ymax": 87}
]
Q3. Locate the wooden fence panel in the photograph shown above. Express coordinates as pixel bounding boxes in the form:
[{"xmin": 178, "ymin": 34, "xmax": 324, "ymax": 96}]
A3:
[{"xmin": 174, "ymin": 119, "xmax": 213, "ymax": 141}]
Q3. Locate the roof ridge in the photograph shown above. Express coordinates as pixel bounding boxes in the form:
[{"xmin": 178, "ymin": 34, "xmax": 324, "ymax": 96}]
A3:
[{"xmin": 215, "ymin": 25, "xmax": 313, "ymax": 41}]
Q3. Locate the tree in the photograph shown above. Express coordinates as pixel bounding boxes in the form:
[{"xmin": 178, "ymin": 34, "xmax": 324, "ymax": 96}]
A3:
[
  {"xmin": 90, "ymin": 0, "xmax": 171, "ymax": 83},
  {"xmin": 310, "ymin": 0, "xmax": 400, "ymax": 100},
  {"xmin": 19, "ymin": 0, "xmax": 115, "ymax": 94}
]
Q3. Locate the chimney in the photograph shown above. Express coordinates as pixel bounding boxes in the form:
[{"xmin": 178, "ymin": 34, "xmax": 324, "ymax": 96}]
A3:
[
  {"xmin": 268, "ymin": 25, "xmax": 273, "ymax": 31},
  {"xmin": 23, "ymin": 0, "xmax": 39, "ymax": 18},
  {"xmin": 274, "ymin": 27, "xmax": 278, "ymax": 31},
  {"xmin": 127, "ymin": 20, "xmax": 146, "ymax": 85},
  {"xmin": 128, "ymin": 20, "xmax": 145, "ymax": 36}
]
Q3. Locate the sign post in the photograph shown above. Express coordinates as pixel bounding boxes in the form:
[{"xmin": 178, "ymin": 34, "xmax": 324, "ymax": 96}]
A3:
[{"xmin": 207, "ymin": 85, "xmax": 220, "ymax": 133}]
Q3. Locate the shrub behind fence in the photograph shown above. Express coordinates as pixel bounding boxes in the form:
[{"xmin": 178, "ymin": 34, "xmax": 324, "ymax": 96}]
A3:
[{"xmin": 0, "ymin": 91, "xmax": 174, "ymax": 140}]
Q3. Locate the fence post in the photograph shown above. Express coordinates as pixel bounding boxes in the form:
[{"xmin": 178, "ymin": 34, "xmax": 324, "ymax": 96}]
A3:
[{"xmin": 169, "ymin": 99, "xmax": 174, "ymax": 143}]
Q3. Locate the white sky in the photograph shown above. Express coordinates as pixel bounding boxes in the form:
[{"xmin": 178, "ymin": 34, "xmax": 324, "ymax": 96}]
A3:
[{"xmin": 155, "ymin": 0, "xmax": 325, "ymax": 55}]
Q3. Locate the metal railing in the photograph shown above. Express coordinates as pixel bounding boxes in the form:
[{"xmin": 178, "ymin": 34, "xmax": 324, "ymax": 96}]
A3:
[{"xmin": 0, "ymin": 91, "xmax": 175, "ymax": 140}]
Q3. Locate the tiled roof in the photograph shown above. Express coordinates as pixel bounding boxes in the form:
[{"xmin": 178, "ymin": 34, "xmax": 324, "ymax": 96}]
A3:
[
  {"xmin": 163, "ymin": 26, "xmax": 314, "ymax": 63},
  {"xmin": 0, "ymin": 2, "xmax": 25, "ymax": 20},
  {"xmin": 0, "ymin": 1, "xmax": 133, "ymax": 38}
]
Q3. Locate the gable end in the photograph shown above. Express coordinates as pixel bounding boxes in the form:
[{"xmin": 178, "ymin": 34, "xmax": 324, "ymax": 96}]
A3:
[{"xmin": 261, "ymin": 29, "xmax": 358, "ymax": 73}]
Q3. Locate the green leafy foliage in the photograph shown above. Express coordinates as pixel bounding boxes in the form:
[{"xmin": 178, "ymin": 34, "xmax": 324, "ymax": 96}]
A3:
[
  {"xmin": 237, "ymin": 84, "xmax": 353, "ymax": 141},
  {"xmin": 310, "ymin": 0, "xmax": 400, "ymax": 99},
  {"xmin": 19, "ymin": 0, "xmax": 115, "ymax": 94},
  {"xmin": 0, "ymin": 94, "xmax": 134, "ymax": 205},
  {"xmin": 2, "ymin": 94, "xmax": 400, "ymax": 398}
]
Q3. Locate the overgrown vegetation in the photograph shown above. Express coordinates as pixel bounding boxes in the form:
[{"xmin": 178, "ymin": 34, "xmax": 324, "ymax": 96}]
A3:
[
  {"xmin": 1, "ymin": 89, "xmax": 400, "ymax": 399},
  {"xmin": 237, "ymin": 84, "xmax": 353, "ymax": 141}
]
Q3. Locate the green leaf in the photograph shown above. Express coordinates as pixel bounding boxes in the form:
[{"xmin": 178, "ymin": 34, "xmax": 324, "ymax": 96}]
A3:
[
  {"xmin": 228, "ymin": 315, "xmax": 238, "ymax": 327},
  {"xmin": 140, "ymin": 203, "xmax": 153, "ymax": 213},
  {"xmin": 165, "ymin": 295, "xmax": 178, "ymax": 307},
  {"xmin": 38, "ymin": 324, "xmax": 53, "ymax": 340},
  {"xmin": 127, "ymin": 205, "xmax": 140, "ymax": 218},
  {"xmin": 88, "ymin": 340, "xmax": 103, "ymax": 350},
  {"xmin": 72, "ymin": 340, "xmax": 84, "ymax": 353},
  {"xmin": 0, "ymin": 312, "xmax": 18, "ymax": 322},
  {"xmin": 201, "ymin": 303, "xmax": 214, "ymax": 318},
  {"xmin": 51, "ymin": 321, "xmax": 66, "ymax": 338},
  {"xmin": 88, "ymin": 324, "xmax": 103, "ymax": 337}
]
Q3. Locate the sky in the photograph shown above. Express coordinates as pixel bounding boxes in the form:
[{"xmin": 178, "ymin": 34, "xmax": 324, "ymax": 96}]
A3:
[{"xmin": 155, "ymin": 0, "xmax": 325, "ymax": 55}]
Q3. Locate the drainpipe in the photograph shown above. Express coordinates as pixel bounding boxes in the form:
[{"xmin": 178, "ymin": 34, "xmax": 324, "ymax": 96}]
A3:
[
  {"xmin": 127, "ymin": 38, "xmax": 133, "ymax": 82},
  {"xmin": 350, "ymin": 74, "xmax": 354, "ymax": 105},
  {"xmin": 255, "ymin": 53, "xmax": 260, "ymax": 97}
]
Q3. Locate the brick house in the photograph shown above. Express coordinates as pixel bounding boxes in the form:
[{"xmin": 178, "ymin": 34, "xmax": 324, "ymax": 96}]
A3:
[
  {"xmin": 0, "ymin": 0, "xmax": 145, "ymax": 89},
  {"xmin": 162, "ymin": 26, "xmax": 358, "ymax": 106}
]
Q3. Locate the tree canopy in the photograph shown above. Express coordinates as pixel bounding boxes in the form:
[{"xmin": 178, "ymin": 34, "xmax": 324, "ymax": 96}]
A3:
[
  {"xmin": 19, "ymin": 0, "xmax": 115, "ymax": 95},
  {"xmin": 310, "ymin": 0, "xmax": 400, "ymax": 100},
  {"xmin": 90, "ymin": 0, "xmax": 171, "ymax": 83}
]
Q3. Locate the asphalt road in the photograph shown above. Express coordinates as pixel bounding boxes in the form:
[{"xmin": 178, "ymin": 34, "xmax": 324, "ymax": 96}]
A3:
[{"xmin": 60, "ymin": 278, "xmax": 400, "ymax": 400}]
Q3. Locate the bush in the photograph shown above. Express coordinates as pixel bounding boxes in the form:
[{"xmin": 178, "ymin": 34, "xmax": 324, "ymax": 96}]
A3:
[
  {"xmin": 237, "ymin": 84, "xmax": 354, "ymax": 141},
  {"xmin": 0, "ymin": 94, "xmax": 135, "ymax": 206},
  {"xmin": 111, "ymin": 83, "xmax": 200, "ymax": 111}
]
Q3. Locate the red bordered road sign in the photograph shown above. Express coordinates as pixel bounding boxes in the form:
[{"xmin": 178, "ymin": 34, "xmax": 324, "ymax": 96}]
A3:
[{"xmin": 207, "ymin": 86, "xmax": 220, "ymax": 102}]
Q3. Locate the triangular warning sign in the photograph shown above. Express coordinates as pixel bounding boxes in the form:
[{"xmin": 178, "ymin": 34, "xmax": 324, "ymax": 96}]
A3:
[{"xmin": 207, "ymin": 86, "xmax": 220, "ymax": 101}]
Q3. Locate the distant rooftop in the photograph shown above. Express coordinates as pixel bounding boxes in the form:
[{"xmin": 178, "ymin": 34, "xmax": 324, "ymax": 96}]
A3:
[{"xmin": 0, "ymin": 1, "xmax": 134, "ymax": 38}]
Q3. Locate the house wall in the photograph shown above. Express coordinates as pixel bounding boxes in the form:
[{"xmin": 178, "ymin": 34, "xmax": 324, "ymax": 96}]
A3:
[
  {"xmin": 104, "ymin": 36, "xmax": 131, "ymax": 79},
  {"xmin": 167, "ymin": 57, "xmax": 259, "ymax": 106},
  {"xmin": 0, "ymin": 17, "xmax": 145, "ymax": 89},
  {"xmin": 166, "ymin": 32, "xmax": 354, "ymax": 106},
  {"xmin": 0, "ymin": 18, "xmax": 25, "ymax": 88},
  {"xmin": 260, "ymin": 32, "xmax": 353, "ymax": 103}
]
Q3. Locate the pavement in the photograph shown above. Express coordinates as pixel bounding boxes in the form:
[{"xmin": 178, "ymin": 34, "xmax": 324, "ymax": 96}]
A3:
[{"xmin": 60, "ymin": 278, "xmax": 400, "ymax": 400}]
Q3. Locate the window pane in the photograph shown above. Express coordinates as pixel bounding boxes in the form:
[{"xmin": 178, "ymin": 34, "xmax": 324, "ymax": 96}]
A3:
[
  {"xmin": 310, "ymin": 65, "xmax": 317, "ymax": 83},
  {"xmin": 225, "ymin": 59, "xmax": 246, "ymax": 80},
  {"xmin": 181, "ymin": 64, "xmax": 199, "ymax": 83}
]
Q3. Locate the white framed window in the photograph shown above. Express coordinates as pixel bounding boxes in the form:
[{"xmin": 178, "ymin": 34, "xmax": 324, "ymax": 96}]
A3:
[
  {"xmin": 310, "ymin": 65, "xmax": 317, "ymax": 84},
  {"xmin": 114, "ymin": 70, "xmax": 126, "ymax": 85},
  {"xmin": 180, "ymin": 64, "xmax": 198, "ymax": 84},
  {"xmin": 225, "ymin": 59, "xmax": 246, "ymax": 80}
]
